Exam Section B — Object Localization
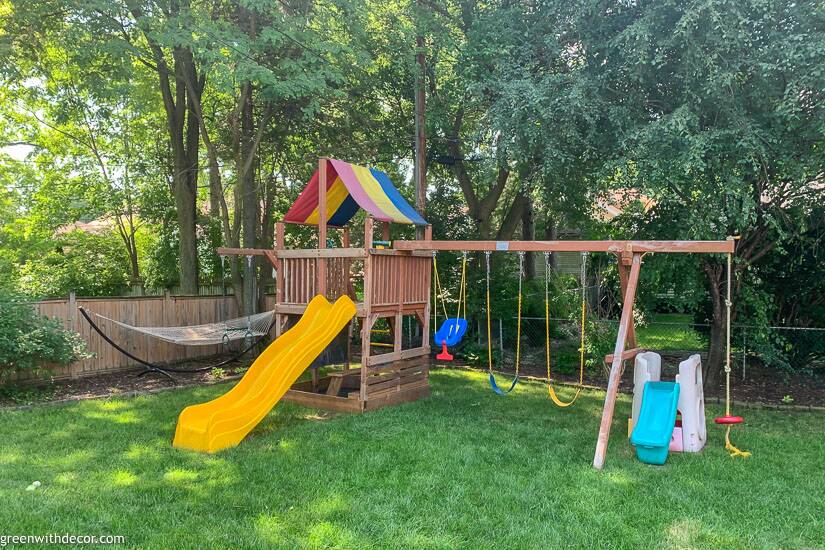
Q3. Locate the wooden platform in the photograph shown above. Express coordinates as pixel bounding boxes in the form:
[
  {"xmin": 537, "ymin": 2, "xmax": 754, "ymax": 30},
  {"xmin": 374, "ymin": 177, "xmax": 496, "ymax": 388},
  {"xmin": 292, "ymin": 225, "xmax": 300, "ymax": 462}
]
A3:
[{"xmin": 281, "ymin": 356, "xmax": 431, "ymax": 413}]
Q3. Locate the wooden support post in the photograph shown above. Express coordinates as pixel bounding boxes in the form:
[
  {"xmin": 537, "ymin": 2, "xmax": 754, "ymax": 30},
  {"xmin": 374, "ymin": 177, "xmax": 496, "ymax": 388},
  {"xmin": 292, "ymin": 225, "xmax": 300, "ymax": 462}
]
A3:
[
  {"xmin": 382, "ymin": 222, "xmax": 391, "ymax": 242},
  {"xmin": 274, "ymin": 222, "xmax": 285, "ymax": 337},
  {"xmin": 616, "ymin": 251, "xmax": 638, "ymax": 348},
  {"xmin": 593, "ymin": 253, "xmax": 642, "ymax": 470},
  {"xmin": 343, "ymin": 227, "xmax": 355, "ymax": 298},
  {"xmin": 360, "ymin": 217, "xmax": 375, "ymax": 402},
  {"xmin": 421, "ymin": 225, "xmax": 433, "ymax": 351},
  {"xmin": 318, "ymin": 158, "xmax": 328, "ymax": 296},
  {"xmin": 393, "ymin": 313, "xmax": 403, "ymax": 353},
  {"xmin": 342, "ymin": 226, "xmax": 354, "ymax": 366},
  {"xmin": 414, "ymin": 10, "xmax": 427, "ymax": 240}
]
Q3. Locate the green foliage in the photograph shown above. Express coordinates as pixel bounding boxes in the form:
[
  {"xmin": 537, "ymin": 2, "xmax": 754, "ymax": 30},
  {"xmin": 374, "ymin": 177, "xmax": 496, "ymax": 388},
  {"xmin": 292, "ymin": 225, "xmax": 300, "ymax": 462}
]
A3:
[
  {"xmin": 0, "ymin": 290, "xmax": 88, "ymax": 380},
  {"xmin": 457, "ymin": 341, "xmax": 496, "ymax": 369},
  {"xmin": 1, "ymin": 0, "xmax": 823, "ymax": 376},
  {"xmin": 16, "ymin": 230, "xmax": 131, "ymax": 298},
  {"xmin": 583, "ymin": 319, "xmax": 618, "ymax": 371}
]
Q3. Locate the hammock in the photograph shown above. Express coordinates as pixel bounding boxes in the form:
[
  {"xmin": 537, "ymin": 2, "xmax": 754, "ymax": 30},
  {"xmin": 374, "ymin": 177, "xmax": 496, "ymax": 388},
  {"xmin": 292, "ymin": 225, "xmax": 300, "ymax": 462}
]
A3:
[{"xmin": 88, "ymin": 310, "xmax": 275, "ymax": 346}]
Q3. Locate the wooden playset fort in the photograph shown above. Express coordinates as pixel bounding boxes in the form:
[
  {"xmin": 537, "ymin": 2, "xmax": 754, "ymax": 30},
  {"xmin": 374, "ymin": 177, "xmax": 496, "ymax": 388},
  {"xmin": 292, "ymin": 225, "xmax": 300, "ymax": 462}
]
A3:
[{"xmin": 208, "ymin": 157, "xmax": 743, "ymax": 469}]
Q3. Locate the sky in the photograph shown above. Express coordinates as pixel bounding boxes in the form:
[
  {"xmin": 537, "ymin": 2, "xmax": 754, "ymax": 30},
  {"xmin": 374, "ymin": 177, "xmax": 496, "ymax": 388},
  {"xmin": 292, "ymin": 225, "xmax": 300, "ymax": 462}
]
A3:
[{"xmin": 1, "ymin": 143, "xmax": 34, "ymax": 160}]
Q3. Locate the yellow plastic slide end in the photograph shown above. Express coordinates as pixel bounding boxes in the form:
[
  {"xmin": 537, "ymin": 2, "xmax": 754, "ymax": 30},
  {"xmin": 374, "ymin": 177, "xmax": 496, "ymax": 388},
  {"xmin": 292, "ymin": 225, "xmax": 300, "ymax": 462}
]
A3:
[{"xmin": 172, "ymin": 295, "xmax": 356, "ymax": 453}]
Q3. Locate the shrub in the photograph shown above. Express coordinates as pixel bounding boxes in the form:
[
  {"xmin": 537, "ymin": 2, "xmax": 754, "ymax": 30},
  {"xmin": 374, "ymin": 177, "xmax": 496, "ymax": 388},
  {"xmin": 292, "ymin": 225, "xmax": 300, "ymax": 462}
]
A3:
[{"xmin": 0, "ymin": 291, "xmax": 89, "ymax": 381}]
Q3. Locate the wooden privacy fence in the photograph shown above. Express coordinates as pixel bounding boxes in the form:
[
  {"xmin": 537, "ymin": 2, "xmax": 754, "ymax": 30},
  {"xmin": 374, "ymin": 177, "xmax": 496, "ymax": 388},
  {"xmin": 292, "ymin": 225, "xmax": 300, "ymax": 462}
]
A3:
[{"xmin": 29, "ymin": 292, "xmax": 277, "ymax": 381}]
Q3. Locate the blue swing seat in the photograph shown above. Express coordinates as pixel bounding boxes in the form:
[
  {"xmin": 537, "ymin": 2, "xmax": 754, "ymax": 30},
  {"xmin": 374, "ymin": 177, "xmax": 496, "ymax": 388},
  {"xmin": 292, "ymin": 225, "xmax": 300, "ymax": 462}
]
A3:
[
  {"xmin": 488, "ymin": 373, "xmax": 519, "ymax": 395},
  {"xmin": 434, "ymin": 318, "xmax": 467, "ymax": 347}
]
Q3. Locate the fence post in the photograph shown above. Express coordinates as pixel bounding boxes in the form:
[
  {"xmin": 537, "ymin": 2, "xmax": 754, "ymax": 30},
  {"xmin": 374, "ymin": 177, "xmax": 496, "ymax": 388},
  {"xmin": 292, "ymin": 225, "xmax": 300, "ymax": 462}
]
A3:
[
  {"xmin": 164, "ymin": 289, "xmax": 173, "ymax": 326},
  {"xmin": 67, "ymin": 291, "xmax": 77, "ymax": 332},
  {"xmin": 68, "ymin": 291, "xmax": 79, "ymax": 379}
]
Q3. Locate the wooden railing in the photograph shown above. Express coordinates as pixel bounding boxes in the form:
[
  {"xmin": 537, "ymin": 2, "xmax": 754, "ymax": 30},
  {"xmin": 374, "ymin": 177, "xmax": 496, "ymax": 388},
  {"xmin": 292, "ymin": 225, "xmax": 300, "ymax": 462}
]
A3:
[
  {"xmin": 370, "ymin": 254, "xmax": 430, "ymax": 309},
  {"xmin": 281, "ymin": 257, "xmax": 352, "ymax": 304}
]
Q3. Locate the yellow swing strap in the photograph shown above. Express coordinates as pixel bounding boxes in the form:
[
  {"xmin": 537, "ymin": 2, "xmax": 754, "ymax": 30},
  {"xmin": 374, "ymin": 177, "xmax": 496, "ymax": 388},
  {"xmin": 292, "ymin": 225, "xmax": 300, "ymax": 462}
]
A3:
[
  {"xmin": 432, "ymin": 256, "xmax": 449, "ymax": 325},
  {"xmin": 454, "ymin": 252, "xmax": 468, "ymax": 321},
  {"xmin": 723, "ymin": 249, "xmax": 750, "ymax": 458},
  {"xmin": 546, "ymin": 252, "xmax": 586, "ymax": 407}
]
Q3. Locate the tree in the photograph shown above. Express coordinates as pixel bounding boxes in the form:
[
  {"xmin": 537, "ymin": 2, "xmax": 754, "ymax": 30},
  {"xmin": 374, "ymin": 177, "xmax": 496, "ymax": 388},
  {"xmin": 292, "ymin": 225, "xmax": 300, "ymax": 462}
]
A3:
[
  {"xmin": 117, "ymin": 0, "xmax": 204, "ymax": 293},
  {"xmin": 596, "ymin": 0, "xmax": 825, "ymax": 382},
  {"xmin": 453, "ymin": 0, "xmax": 825, "ymax": 382}
]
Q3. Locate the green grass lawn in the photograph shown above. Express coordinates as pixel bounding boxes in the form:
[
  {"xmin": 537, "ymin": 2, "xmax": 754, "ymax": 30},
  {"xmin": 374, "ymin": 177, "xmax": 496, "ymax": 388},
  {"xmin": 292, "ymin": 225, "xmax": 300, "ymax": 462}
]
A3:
[
  {"xmin": 636, "ymin": 313, "xmax": 708, "ymax": 351},
  {"xmin": 1, "ymin": 369, "xmax": 823, "ymax": 549}
]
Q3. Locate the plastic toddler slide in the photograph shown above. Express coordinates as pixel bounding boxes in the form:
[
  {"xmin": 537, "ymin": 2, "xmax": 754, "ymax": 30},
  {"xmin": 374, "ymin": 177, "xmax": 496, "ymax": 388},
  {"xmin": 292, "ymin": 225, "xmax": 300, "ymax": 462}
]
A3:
[{"xmin": 630, "ymin": 381, "xmax": 681, "ymax": 465}]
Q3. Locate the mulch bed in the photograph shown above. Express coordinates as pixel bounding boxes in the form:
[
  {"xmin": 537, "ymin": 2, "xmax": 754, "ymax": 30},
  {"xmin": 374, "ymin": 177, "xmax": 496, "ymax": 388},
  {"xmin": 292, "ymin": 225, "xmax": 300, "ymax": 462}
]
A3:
[
  {"xmin": 1, "ymin": 350, "xmax": 823, "ymax": 409},
  {"xmin": 0, "ymin": 356, "xmax": 256, "ymax": 408},
  {"xmin": 510, "ymin": 349, "xmax": 825, "ymax": 408}
]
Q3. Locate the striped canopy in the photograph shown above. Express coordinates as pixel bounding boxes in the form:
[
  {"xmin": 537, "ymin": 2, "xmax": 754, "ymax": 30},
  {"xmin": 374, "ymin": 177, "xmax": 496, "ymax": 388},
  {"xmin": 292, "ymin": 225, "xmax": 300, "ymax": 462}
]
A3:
[{"xmin": 284, "ymin": 158, "xmax": 427, "ymax": 226}]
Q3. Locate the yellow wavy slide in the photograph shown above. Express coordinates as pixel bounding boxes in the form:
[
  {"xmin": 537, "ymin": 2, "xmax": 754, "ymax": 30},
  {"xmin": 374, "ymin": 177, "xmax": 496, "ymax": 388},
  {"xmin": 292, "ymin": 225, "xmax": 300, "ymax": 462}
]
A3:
[{"xmin": 173, "ymin": 295, "xmax": 356, "ymax": 453}]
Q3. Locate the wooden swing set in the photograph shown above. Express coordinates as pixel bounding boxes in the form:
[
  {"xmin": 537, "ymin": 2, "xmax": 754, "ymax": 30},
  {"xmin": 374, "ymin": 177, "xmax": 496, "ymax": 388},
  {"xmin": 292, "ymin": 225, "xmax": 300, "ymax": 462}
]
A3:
[{"xmin": 218, "ymin": 157, "xmax": 744, "ymax": 470}]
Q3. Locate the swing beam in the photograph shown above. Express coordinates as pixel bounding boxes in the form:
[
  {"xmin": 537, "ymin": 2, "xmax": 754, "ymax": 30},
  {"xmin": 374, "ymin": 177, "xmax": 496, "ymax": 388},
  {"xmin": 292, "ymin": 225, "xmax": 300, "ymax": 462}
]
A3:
[
  {"xmin": 393, "ymin": 240, "xmax": 734, "ymax": 254},
  {"xmin": 393, "ymin": 238, "xmax": 734, "ymax": 470}
]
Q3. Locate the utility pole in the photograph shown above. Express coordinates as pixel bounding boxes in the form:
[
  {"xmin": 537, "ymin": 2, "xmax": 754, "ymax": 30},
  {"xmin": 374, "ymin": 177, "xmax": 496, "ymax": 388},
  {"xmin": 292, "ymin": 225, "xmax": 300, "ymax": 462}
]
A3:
[{"xmin": 414, "ymin": 0, "xmax": 426, "ymax": 238}]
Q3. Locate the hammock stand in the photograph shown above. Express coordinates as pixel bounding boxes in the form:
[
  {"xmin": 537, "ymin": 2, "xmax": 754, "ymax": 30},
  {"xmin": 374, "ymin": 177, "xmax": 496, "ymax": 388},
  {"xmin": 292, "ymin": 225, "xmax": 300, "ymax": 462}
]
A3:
[{"xmin": 78, "ymin": 307, "xmax": 273, "ymax": 382}]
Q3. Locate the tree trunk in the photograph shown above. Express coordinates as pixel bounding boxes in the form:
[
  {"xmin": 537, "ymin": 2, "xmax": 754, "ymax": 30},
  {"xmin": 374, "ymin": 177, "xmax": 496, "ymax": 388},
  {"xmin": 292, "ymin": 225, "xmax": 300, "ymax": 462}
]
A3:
[
  {"xmin": 240, "ymin": 81, "xmax": 258, "ymax": 315},
  {"xmin": 544, "ymin": 217, "xmax": 558, "ymax": 270},
  {"xmin": 174, "ymin": 167, "xmax": 199, "ymax": 294},
  {"xmin": 126, "ymin": 0, "xmax": 201, "ymax": 294},
  {"xmin": 522, "ymin": 193, "xmax": 536, "ymax": 280}
]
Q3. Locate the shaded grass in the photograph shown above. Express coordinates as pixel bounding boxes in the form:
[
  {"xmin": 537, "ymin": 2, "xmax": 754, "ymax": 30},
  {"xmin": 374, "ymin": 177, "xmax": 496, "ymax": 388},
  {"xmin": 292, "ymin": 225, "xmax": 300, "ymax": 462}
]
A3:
[
  {"xmin": 636, "ymin": 313, "xmax": 707, "ymax": 351},
  {"xmin": 1, "ymin": 369, "xmax": 823, "ymax": 549}
]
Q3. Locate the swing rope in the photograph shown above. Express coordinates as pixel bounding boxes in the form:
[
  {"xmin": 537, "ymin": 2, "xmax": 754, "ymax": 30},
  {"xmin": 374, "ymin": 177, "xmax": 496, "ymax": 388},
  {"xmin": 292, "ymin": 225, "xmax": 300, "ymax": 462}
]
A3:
[
  {"xmin": 487, "ymin": 251, "xmax": 523, "ymax": 395},
  {"xmin": 545, "ymin": 252, "xmax": 587, "ymax": 407},
  {"xmin": 432, "ymin": 255, "xmax": 449, "ymax": 333},
  {"xmin": 432, "ymin": 253, "xmax": 468, "ymax": 335},
  {"xmin": 454, "ymin": 252, "xmax": 468, "ymax": 322},
  {"xmin": 722, "ymin": 250, "xmax": 751, "ymax": 458}
]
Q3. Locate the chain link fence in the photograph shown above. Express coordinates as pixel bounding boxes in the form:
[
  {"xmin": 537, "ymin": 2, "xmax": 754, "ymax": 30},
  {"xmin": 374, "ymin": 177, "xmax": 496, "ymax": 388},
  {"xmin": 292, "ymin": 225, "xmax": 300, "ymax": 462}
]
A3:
[{"xmin": 440, "ymin": 314, "xmax": 825, "ymax": 380}]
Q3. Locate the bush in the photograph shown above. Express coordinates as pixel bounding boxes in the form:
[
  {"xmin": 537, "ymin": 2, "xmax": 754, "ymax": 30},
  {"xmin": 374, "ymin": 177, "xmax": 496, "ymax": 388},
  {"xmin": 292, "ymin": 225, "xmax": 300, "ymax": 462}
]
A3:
[{"xmin": 0, "ymin": 291, "xmax": 89, "ymax": 381}]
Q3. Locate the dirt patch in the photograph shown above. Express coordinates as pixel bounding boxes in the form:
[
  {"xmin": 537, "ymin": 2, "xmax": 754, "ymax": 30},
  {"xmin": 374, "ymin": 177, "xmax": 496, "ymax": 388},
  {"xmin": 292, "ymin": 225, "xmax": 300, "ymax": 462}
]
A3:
[{"xmin": 2, "ymin": 349, "xmax": 823, "ymax": 409}]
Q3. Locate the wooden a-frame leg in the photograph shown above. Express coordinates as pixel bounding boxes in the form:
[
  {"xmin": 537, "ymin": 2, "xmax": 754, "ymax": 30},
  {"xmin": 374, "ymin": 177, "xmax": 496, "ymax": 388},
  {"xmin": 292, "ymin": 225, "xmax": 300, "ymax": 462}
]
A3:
[
  {"xmin": 616, "ymin": 257, "xmax": 638, "ymax": 349},
  {"xmin": 593, "ymin": 253, "xmax": 642, "ymax": 470}
]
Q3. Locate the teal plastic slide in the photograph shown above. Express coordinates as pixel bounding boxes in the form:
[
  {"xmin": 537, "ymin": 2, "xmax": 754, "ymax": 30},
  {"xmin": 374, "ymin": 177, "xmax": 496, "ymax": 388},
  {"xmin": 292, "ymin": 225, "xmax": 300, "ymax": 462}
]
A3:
[{"xmin": 630, "ymin": 381, "xmax": 680, "ymax": 465}]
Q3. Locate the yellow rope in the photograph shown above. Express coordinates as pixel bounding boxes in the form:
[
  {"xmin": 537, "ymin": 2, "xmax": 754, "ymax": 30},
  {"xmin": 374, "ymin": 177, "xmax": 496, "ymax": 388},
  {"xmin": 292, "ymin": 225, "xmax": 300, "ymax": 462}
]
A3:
[
  {"xmin": 432, "ymin": 256, "xmax": 448, "ymax": 322},
  {"xmin": 454, "ymin": 253, "xmax": 468, "ymax": 321},
  {"xmin": 546, "ymin": 252, "xmax": 585, "ymax": 407},
  {"xmin": 725, "ymin": 426, "xmax": 752, "ymax": 458},
  {"xmin": 724, "ymin": 247, "xmax": 750, "ymax": 459}
]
